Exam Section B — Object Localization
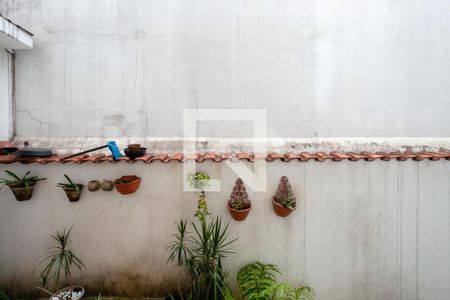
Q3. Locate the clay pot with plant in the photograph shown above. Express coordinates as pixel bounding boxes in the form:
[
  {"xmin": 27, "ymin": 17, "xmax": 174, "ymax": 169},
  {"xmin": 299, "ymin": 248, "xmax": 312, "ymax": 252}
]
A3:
[
  {"xmin": 114, "ymin": 175, "xmax": 141, "ymax": 195},
  {"xmin": 272, "ymin": 176, "xmax": 296, "ymax": 217},
  {"xmin": 227, "ymin": 178, "xmax": 252, "ymax": 221},
  {"xmin": 57, "ymin": 174, "xmax": 84, "ymax": 202},
  {"xmin": 0, "ymin": 170, "xmax": 46, "ymax": 201}
]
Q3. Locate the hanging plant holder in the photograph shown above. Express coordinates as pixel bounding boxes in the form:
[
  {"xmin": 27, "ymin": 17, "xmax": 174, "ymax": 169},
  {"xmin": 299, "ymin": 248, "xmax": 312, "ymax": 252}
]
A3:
[
  {"xmin": 8, "ymin": 182, "xmax": 35, "ymax": 201},
  {"xmin": 272, "ymin": 176, "xmax": 296, "ymax": 217},
  {"xmin": 114, "ymin": 175, "xmax": 141, "ymax": 195},
  {"xmin": 227, "ymin": 178, "xmax": 252, "ymax": 221}
]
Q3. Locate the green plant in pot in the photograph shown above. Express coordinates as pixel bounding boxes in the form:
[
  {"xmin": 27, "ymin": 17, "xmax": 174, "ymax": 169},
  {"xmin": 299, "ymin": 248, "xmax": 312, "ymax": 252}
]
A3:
[
  {"xmin": 38, "ymin": 226, "xmax": 85, "ymax": 295},
  {"xmin": 57, "ymin": 174, "xmax": 84, "ymax": 202},
  {"xmin": 166, "ymin": 172, "xmax": 236, "ymax": 300},
  {"xmin": 237, "ymin": 262, "xmax": 315, "ymax": 300},
  {"xmin": 227, "ymin": 178, "xmax": 252, "ymax": 221},
  {"xmin": 272, "ymin": 176, "xmax": 296, "ymax": 217},
  {"xmin": 0, "ymin": 170, "xmax": 46, "ymax": 201}
]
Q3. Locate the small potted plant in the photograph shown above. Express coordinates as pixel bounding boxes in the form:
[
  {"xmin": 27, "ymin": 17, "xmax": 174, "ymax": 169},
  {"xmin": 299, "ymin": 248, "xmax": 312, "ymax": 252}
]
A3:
[
  {"xmin": 114, "ymin": 175, "xmax": 141, "ymax": 195},
  {"xmin": 187, "ymin": 172, "xmax": 210, "ymax": 190},
  {"xmin": 272, "ymin": 176, "xmax": 296, "ymax": 217},
  {"xmin": 0, "ymin": 170, "xmax": 46, "ymax": 201},
  {"xmin": 227, "ymin": 178, "xmax": 252, "ymax": 221},
  {"xmin": 57, "ymin": 174, "xmax": 84, "ymax": 202}
]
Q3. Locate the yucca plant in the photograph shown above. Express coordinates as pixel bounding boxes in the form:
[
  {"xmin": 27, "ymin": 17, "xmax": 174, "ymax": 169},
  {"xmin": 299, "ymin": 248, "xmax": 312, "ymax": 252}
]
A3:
[
  {"xmin": 167, "ymin": 216, "xmax": 236, "ymax": 300},
  {"xmin": 39, "ymin": 226, "xmax": 85, "ymax": 290},
  {"xmin": 237, "ymin": 262, "xmax": 314, "ymax": 300}
]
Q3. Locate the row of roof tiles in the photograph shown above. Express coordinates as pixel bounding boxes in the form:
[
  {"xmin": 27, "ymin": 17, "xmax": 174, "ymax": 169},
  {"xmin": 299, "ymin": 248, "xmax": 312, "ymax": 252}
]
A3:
[{"xmin": 0, "ymin": 151, "xmax": 449, "ymax": 165}]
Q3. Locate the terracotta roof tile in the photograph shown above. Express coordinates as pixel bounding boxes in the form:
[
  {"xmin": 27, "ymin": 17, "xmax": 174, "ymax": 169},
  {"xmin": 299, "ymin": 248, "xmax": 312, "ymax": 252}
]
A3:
[{"xmin": 0, "ymin": 151, "xmax": 449, "ymax": 165}]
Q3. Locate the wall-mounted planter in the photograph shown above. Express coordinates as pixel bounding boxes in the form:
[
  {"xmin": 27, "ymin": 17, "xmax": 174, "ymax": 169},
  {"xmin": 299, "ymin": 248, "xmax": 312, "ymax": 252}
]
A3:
[
  {"xmin": 114, "ymin": 175, "xmax": 141, "ymax": 195},
  {"xmin": 8, "ymin": 182, "xmax": 36, "ymax": 201},
  {"xmin": 101, "ymin": 180, "xmax": 114, "ymax": 191},
  {"xmin": 272, "ymin": 176, "xmax": 296, "ymax": 217},
  {"xmin": 227, "ymin": 204, "xmax": 251, "ymax": 221},
  {"xmin": 63, "ymin": 185, "xmax": 84, "ymax": 202},
  {"xmin": 87, "ymin": 180, "xmax": 100, "ymax": 192},
  {"xmin": 227, "ymin": 178, "xmax": 252, "ymax": 221},
  {"xmin": 57, "ymin": 175, "xmax": 84, "ymax": 202},
  {"xmin": 272, "ymin": 197, "xmax": 295, "ymax": 217},
  {"xmin": 0, "ymin": 170, "xmax": 46, "ymax": 201}
]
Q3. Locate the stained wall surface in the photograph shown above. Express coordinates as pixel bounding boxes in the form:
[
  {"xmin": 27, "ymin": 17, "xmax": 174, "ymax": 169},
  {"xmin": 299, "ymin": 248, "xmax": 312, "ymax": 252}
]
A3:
[
  {"xmin": 1, "ymin": 0, "xmax": 450, "ymax": 138},
  {"xmin": 0, "ymin": 161, "xmax": 449, "ymax": 299}
]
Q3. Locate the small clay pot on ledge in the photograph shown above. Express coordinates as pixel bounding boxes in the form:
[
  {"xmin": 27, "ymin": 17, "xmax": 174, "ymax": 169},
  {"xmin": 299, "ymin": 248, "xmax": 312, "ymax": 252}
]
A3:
[
  {"xmin": 114, "ymin": 175, "xmax": 141, "ymax": 195},
  {"xmin": 8, "ymin": 182, "xmax": 36, "ymax": 201},
  {"xmin": 101, "ymin": 180, "xmax": 114, "ymax": 191},
  {"xmin": 272, "ymin": 176, "xmax": 296, "ymax": 217},
  {"xmin": 63, "ymin": 185, "xmax": 84, "ymax": 202}
]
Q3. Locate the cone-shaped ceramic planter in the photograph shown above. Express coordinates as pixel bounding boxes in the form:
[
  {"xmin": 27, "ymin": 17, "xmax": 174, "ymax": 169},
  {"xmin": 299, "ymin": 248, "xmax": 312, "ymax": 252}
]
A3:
[
  {"xmin": 228, "ymin": 178, "xmax": 252, "ymax": 221},
  {"xmin": 272, "ymin": 176, "xmax": 296, "ymax": 217},
  {"xmin": 114, "ymin": 175, "xmax": 141, "ymax": 195},
  {"xmin": 63, "ymin": 185, "xmax": 84, "ymax": 202},
  {"xmin": 8, "ymin": 183, "xmax": 35, "ymax": 201}
]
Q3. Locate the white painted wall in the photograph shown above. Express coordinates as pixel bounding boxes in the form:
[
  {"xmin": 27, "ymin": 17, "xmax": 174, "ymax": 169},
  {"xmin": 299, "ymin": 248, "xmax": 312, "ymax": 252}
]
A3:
[
  {"xmin": 1, "ymin": 0, "xmax": 450, "ymax": 138},
  {"xmin": 0, "ymin": 161, "xmax": 449, "ymax": 299},
  {"xmin": 0, "ymin": 49, "xmax": 13, "ymax": 140}
]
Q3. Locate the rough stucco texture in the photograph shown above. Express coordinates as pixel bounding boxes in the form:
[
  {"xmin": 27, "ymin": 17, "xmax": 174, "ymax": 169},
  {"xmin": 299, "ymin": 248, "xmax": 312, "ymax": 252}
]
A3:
[
  {"xmin": 0, "ymin": 161, "xmax": 449, "ymax": 299},
  {"xmin": 1, "ymin": 0, "xmax": 450, "ymax": 138}
]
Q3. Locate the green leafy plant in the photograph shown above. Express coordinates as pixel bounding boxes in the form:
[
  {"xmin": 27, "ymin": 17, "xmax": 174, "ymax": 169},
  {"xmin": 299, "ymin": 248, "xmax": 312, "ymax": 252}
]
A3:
[
  {"xmin": 0, "ymin": 289, "xmax": 9, "ymax": 300},
  {"xmin": 0, "ymin": 170, "xmax": 46, "ymax": 190},
  {"xmin": 39, "ymin": 226, "xmax": 85, "ymax": 290},
  {"xmin": 57, "ymin": 174, "xmax": 81, "ymax": 192},
  {"xmin": 187, "ymin": 172, "xmax": 210, "ymax": 190},
  {"xmin": 277, "ymin": 198, "xmax": 296, "ymax": 209},
  {"xmin": 237, "ymin": 262, "xmax": 314, "ymax": 300},
  {"xmin": 167, "ymin": 216, "xmax": 236, "ymax": 300}
]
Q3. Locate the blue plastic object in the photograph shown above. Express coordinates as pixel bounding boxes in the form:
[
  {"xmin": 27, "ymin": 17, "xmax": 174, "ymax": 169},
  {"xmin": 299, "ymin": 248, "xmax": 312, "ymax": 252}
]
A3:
[{"xmin": 107, "ymin": 141, "xmax": 122, "ymax": 160}]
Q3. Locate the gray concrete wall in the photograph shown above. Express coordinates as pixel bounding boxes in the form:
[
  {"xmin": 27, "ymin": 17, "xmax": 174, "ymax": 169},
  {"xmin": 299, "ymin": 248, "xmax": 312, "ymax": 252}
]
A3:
[
  {"xmin": 1, "ymin": 0, "xmax": 450, "ymax": 138},
  {"xmin": 0, "ymin": 49, "xmax": 13, "ymax": 140},
  {"xmin": 0, "ymin": 161, "xmax": 449, "ymax": 299}
]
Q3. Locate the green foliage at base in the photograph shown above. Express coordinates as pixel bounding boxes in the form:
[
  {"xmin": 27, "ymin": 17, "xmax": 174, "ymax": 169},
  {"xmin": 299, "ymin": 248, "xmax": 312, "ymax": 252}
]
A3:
[{"xmin": 237, "ymin": 262, "xmax": 314, "ymax": 300}]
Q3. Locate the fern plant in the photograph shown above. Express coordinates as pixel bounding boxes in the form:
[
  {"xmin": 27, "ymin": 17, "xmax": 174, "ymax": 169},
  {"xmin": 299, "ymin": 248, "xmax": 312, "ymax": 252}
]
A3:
[
  {"xmin": 237, "ymin": 262, "xmax": 314, "ymax": 300},
  {"xmin": 39, "ymin": 226, "xmax": 85, "ymax": 290}
]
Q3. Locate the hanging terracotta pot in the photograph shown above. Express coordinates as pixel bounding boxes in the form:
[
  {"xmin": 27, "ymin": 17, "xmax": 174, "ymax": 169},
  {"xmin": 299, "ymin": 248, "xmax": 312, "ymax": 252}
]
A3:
[
  {"xmin": 272, "ymin": 176, "xmax": 296, "ymax": 217},
  {"xmin": 114, "ymin": 175, "xmax": 141, "ymax": 195},
  {"xmin": 227, "ymin": 178, "xmax": 252, "ymax": 221},
  {"xmin": 8, "ymin": 182, "xmax": 35, "ymax": 201},
  {"xmin": 227, "ymin": 203, "xmax": 252, "ymax": 221},
  {"xmin": 272, "ymin": 197, "xmax": 295, "ymax": 217}
]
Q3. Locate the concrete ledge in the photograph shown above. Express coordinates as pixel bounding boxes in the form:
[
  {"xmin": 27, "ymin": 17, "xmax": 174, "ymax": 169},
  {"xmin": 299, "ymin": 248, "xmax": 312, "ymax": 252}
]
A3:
[
  {"xmin": 10, "ymin": 137, "xmax": 450, "ymax": 155},
  {"xmin": 0, "ymin": 15, "xmax": 33, "ymax": 49}
]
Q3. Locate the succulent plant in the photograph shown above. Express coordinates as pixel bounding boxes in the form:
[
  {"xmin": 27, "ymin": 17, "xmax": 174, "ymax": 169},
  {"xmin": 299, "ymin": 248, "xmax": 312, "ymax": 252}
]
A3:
[
  {"xmin": 274, "ymin": 176, "xmax": 296, "ymax": 209},
  {"xmin": 228, "ymin": 178, "xmax": 251, "ymax": 211}
]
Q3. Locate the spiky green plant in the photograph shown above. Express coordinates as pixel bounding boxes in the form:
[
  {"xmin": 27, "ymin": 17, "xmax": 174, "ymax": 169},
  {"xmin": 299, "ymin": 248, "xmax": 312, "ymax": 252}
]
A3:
[
  {"xmin": 0, "ymin": 170, "xmax": 46, "ymax": 191},
  {"xmin": 57, "ymin": 174, "xmax": 81, "ymax": 192},
  {"xmin": 39, "ymin": 226, "xmax": 85, "ymax": 290},
  {"xmin": 237, "ymin": 262, "xmax": 314, "ymax": 300},
  {"xmin": 167, "ymin": 216, "xmax": 236, "ymax": 300}
]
